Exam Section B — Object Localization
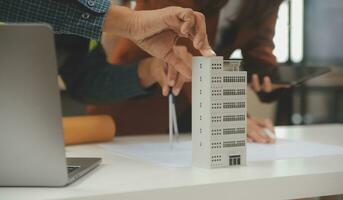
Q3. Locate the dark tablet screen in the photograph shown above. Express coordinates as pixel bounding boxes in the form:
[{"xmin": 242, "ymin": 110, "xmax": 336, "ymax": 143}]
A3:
[{"xmin": 248, "ymin": 66, "xmax": 331, "ymax": 86}]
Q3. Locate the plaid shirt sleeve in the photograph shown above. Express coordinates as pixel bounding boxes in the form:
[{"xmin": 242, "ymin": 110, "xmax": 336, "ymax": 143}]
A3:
[{"xmin": 0, "ymin": 0, "xmax": 111, "ymax": 40}]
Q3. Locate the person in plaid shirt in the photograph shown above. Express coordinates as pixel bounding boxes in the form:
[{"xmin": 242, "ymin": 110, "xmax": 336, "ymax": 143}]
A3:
[{"xmin": 0, "ymin": 0, "xmax": 216, "ymax": 79}]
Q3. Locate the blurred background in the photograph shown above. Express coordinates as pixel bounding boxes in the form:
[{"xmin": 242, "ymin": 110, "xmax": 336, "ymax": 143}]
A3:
[
  {"xmin": 61, "ymin": 0, "xmax": 343, "ymax": 126},
  {"xmin": 248, "ymin": 0, "xmax": 343, "ymax": 126}
]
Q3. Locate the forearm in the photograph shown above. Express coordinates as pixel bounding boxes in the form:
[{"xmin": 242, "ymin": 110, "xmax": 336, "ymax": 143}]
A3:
[
  {"xmin": 67, "ymin": 64, "xmax": 153, "ymax": 104},
  {"xmin": 102, "ymin": 4, "xmax": 134, "ymax": 37},
  {"xmin": 60, "ymin": 45, "xmax": 153, "ymax": 104},
  {"xmin": 242, "ymin": 10, "xmax": 279, "ymax": 76}
]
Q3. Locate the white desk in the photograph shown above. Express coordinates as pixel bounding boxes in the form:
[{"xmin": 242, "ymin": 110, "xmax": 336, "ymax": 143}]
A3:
[{"xmin": 1, "ymin": 124, "xmax": 343, "ymax": 200}]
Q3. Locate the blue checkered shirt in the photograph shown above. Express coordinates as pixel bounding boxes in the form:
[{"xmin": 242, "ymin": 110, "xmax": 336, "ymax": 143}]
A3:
[{"xmin": 0, "ymin": 0, "xmax": 111, "ymax": 40}]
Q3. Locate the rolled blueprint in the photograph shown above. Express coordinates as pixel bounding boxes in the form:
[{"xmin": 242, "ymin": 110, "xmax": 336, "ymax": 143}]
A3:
[{"xmin": 63, "ymin": 115, "xmax": 116, "ymax": 145}]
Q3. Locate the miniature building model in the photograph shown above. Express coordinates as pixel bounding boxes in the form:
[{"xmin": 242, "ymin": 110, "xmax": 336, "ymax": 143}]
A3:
[{"xmin": 192, "ymin": 57, "xmax": 247, "ymax": 168}]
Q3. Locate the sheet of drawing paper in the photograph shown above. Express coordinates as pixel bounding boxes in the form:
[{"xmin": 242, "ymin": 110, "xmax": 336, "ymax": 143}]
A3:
[{"xmin": 100, "ymin": 138, "xmax": 343, "ymax": 168}]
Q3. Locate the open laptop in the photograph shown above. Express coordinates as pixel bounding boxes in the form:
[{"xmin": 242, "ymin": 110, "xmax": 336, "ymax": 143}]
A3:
[{"xmin": 0, "ymin": 24, "xmax": 101, "ymax": 187}]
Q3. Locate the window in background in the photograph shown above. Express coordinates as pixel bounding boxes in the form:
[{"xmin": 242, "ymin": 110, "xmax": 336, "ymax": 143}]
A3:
[
  {"xmin": 290, "ymin": 0, "xmax": 304, "ymax": 63},
  {"xmin": 273, "ymin": 1, "xmax": 289, "ymax": 63},
  {"xmin": 274, "ymin": 0, "xmax": 304, "ymax": 63},
  {"xmin": 304, "ymin": 0, "xmax": 343, "ymax": 66}
]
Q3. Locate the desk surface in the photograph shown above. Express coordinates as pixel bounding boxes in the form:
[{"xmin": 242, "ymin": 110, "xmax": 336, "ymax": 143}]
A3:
[{"xmin": 1, "ymin": 124, "xmax": 343, "ymax": 200}]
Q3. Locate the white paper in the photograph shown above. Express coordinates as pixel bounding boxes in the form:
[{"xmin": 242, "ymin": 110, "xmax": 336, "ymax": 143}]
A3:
[
  {"xmin": 101, "ymin": 139, "xmax": 192, "ymax": 168},
  {"xmin": 247, "ymin": 139, "xmax": 343, "ymax": 162},
  {"xmin": 100, "ymin": 138, "xmax": 343, "ymax": 168}
]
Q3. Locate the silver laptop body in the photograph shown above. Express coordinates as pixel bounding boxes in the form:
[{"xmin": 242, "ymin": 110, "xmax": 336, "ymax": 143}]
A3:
[{"xmin": 0, "ymin": 24, "xmax": 101, "ymax": 187}]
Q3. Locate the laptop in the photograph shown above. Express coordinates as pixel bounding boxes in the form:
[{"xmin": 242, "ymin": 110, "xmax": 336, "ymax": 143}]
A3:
[{"xmin": 0, "ymin": 24, "xmax": 101, "ymax": 187}]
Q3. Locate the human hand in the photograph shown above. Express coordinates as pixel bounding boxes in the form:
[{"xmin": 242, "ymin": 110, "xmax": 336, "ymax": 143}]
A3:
[
  {"xmin": 138, "ymin": 57, "xmax": 170, "ymax": 96},
  {"xmin": 138, "ymin": 50, "xmax": 190, "ymax": 97},
  {"xmin": 103, "ymin": 5, "xmax": 215, "ymax": 79},
  {"xmin": 166, "ymin": 45, "xmax": 192, "ymax": 96},
  {"xmin": 247, "ymin": 116, "xmax": 276, "ymax": 144},
  {"xmin": 250, "ymin": 74, "xmax": 290, "ymax": 93}
]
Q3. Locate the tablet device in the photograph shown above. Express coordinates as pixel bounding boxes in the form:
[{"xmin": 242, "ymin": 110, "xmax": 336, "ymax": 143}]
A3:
[{"xmin": 249, "ymin": 66, "xmax": 331, "ymax": 86}]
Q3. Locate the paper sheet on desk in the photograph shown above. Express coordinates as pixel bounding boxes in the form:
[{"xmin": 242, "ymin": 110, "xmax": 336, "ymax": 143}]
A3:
[{"xmin": 100, "ymin": 139, "xmax": 343, "ymax": 168}]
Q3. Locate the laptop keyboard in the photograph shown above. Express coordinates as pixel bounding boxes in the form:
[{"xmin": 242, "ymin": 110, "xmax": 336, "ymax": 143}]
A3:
[{"xmin": 67, "ymin": 166, "xmax": 80, "ymax": 173}]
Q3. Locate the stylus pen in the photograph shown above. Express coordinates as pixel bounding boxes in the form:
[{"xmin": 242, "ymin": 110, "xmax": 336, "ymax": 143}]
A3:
[
  {"xmin": 169, "ymin": 92, "xmax": 173, "ymax": 149},
  {"xmin": 171, "ymin": 94, "xmax": 179, "ymax": 142},
  {"xmin": 169, "ymin": 91, "xmax": 179, "ymax": 148}
]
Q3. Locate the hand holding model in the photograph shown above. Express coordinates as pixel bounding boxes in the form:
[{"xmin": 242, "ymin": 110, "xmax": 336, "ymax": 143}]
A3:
[{"xmin": 103, "ymin": 5, "xmax": 215, "ymax": 79}]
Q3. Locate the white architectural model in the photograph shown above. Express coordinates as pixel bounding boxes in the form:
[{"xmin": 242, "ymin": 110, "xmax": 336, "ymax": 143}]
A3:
[{"xmin": 192, "ymin": 56, "xmax": 247, "ymax": 168}]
